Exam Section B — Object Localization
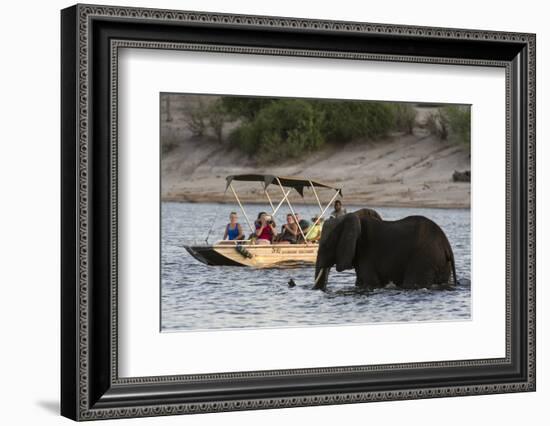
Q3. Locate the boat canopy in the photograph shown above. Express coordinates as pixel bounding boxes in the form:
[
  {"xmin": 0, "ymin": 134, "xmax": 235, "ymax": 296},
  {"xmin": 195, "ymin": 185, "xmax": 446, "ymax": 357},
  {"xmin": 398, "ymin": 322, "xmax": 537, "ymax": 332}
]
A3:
[{"xmin": 225, "ymin": 174, "xmax": 341, "ymax": 197}]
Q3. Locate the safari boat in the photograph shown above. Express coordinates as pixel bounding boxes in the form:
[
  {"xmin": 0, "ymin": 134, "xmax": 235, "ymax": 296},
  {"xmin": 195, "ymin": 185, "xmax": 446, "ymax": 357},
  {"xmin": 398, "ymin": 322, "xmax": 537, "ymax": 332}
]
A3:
[{"xmin": 184, "ymin": 174, "xmax": 342, "ymax": 268}]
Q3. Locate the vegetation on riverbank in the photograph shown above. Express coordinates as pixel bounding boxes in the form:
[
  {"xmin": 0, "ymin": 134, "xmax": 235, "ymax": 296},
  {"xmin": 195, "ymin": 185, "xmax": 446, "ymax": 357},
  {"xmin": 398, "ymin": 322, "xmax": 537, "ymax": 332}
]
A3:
[
  {"xmin": 161, "ymin": 95, "xmax": 470, "ymax": 163},
  {"xmin": 425, "ymin": 105, "xmax": 471, "ymax": 147},
  {"xmin": 225, "ymin": 97, "xmax": 419, "ymax": 163}
]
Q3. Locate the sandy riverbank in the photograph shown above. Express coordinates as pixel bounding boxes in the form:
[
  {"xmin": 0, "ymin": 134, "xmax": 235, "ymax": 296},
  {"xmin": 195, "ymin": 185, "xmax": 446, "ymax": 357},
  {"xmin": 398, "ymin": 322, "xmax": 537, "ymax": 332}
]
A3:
[{"xmin": 161, "ymin": 129, "xmax": 470, "ymax": 209}]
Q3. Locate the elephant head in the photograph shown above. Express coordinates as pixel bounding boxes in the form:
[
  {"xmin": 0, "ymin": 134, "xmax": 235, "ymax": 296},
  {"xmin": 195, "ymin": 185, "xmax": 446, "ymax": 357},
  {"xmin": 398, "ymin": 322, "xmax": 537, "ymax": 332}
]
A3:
[
  {"xmin": 313, "ymin": 213, "xmax": 362, "ymax": 290},
  {"xmin": 354, "ymin": 207, "xmax": 382, "ymax": 221}
]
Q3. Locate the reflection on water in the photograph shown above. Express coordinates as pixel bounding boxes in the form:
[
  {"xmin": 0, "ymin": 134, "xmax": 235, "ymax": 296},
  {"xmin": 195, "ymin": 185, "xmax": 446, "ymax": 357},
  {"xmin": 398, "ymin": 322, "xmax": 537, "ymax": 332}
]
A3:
[{"xmin": 161, "ymin": 202, "xmax": 471, "ymax": 332}]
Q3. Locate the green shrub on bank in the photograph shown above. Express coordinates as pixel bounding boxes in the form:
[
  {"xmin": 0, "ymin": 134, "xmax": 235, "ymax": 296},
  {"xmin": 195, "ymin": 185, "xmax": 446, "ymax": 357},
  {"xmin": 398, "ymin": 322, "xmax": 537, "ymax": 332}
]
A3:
[
  {"xmin": 314, "ymin": 100, "xmax": 396, "ymax": 143},
  {"xmin": 445, "ymin": 106, "xmax": 471, "ymax": 146},
  {"xmin": 213, "ymin": 97, "xmax": 431, "ymax": 162},
  {"xmin": 229, "ymin": 99, "xmax": 325, "ymax": 163},
  {"xmin": 207, "ymin": 101, "xmax": 226, "ymax": 143},
  {"xmin": 392, "ymin": 103, "xmax": 417, "ymax": 134},
  {"xmin": 426, "ymin": 106, "xmax": 470, "ymax": 147},
  {"xmin": 221, "ymin": 97, "xmax": 275, "ymax": 121},
  {"xmin": 227, "ymin": 97, "xmax": 401, "ymax": 161}
]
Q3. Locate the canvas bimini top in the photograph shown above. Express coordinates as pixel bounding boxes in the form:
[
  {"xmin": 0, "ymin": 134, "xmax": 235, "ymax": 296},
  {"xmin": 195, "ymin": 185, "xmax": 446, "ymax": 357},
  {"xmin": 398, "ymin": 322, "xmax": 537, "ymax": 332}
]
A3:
[{"xmin": 225, "ymin": 174, "xmax": 342, "ymax": 197}]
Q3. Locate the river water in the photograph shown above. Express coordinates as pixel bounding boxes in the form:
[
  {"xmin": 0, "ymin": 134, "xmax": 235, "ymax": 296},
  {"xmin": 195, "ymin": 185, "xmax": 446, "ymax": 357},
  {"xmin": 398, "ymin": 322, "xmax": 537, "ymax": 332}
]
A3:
[{"xmin": 161, "ymin": 202, "xmax": 471, "ymax": 332}]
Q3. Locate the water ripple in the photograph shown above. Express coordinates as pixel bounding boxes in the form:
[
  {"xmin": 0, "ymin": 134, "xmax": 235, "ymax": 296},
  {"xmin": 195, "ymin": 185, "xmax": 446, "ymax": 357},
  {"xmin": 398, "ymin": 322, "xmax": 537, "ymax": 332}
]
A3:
[{"xmin": 161, "ymin": 202, "xmax": 471, "ymax": 332}]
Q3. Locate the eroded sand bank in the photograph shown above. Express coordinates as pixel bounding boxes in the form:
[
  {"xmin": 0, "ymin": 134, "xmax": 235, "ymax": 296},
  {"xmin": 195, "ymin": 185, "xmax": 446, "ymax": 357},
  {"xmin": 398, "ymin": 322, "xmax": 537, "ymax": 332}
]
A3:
[{"xmin": 162, "ymin": 130, "xmax": 470, "ymax": 209}]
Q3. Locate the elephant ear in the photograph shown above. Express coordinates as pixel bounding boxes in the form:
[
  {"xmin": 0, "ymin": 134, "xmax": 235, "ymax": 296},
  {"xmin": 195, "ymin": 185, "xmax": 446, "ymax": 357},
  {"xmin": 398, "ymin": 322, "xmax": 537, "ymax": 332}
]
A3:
[
  {"xmin": 335, "ymin": 213, "xmax": 361, "ymax": 272},
  {"xmin": 316, "ymin": 217, "xmax": 340, "ymax": 268}
]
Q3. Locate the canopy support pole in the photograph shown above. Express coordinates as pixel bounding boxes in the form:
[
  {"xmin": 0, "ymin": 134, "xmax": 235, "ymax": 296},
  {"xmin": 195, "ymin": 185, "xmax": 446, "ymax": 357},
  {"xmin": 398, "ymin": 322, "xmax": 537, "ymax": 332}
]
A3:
[
  {"xmin": 306, "ymin": 189, "xmax": 342, "ymax": 238},
  {"xmin": 263, "ymin": 186, "xmax": 276, "ymax": 212},
  {"xmin": 270, "ymin": 189, "xmax": 291, "ymax": 216},
  {"xmin": 229, "ymin": 183, "xmax": 255, "ymax": 233},
  {"xmin": 309, "ymin": 180, "xmax": 324, "ymax": 213},
  {"xmin": 276, "ymin": 178, "xmax": 308, "ymax": 244}
]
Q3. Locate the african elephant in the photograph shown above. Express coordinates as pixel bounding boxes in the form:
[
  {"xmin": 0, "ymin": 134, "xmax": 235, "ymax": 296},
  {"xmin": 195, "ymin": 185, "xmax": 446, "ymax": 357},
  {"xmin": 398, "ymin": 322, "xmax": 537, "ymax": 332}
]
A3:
[{"xmin": 313, "ymin": 209, "xmax": 457, "ymax": 291}]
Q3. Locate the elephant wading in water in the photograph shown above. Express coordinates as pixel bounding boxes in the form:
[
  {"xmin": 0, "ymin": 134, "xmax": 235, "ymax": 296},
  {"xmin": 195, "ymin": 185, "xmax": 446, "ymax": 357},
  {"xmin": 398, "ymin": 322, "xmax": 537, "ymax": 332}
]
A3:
[{"xmin": 312, "ymin": 208, "xmax": 457, "ymax": 291}]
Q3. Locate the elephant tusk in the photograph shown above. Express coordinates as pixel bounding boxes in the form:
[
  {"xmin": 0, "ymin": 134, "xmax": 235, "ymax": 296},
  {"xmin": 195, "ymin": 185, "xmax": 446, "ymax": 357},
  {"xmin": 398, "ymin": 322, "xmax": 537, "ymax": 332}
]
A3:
[
  {"xmin": 313, "ymin": 268, "xmax": 329, "ymax": 290},
  {"xmin": 314, "ymin": 269, "xmax": 324, "ymax": 286}
]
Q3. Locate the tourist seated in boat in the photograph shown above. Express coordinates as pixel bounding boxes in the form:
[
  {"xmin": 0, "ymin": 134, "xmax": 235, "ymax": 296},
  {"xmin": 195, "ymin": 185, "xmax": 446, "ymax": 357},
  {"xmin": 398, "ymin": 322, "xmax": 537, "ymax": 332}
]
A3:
[
  {"xmin": 248, "ymin": 212, "xmax": 266, "ymax": 241},
  {"xmin": 294, "ymin": 213, "xmax": 311, "ymax": 243},
  {"xmin": 223, "ymin": 211, "xmax": 244, "ymax": 241},
  {"xmin": 255, "ymin": 212, "xmax": 278, "ymax": 244},
  {"xmin": 253, "ymin": 211, "xmax": 267, "ymax": 230},
  {"xmin": 305, "ymin": 215, "xmax": 324, "ymax": 242},
  {"xmin": 294, "ymin": 213, "xmax": 310, "ymax": 233},
  {"xmin": 274, "ymin": 213, "xmax": 299, "ymax": 244},
  {"xmin": 330, "ymin": 199, "xmax": 347, "ymax": 218}
]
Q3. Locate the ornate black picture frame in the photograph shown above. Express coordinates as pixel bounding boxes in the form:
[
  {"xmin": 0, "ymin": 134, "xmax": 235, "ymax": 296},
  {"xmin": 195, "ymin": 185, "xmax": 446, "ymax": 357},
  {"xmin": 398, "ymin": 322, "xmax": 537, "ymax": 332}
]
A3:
[{"xmin": 61, "ymin": 4, "xmax": 536, "ymax": 421}]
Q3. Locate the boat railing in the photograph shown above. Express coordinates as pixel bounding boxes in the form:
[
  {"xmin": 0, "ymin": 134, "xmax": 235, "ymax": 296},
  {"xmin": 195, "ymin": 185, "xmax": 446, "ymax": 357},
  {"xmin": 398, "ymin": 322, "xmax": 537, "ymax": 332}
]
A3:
[
  {"xmin": 183, "ymin": 239, "xmax": 319, "ymax": 247},
  {"xmin": 214, "ymin": 239, "xmax": 254, "ymax": 245},
  {"xmin": 182, "ymin": 239, "xmax": 254, "ymax": 246}
]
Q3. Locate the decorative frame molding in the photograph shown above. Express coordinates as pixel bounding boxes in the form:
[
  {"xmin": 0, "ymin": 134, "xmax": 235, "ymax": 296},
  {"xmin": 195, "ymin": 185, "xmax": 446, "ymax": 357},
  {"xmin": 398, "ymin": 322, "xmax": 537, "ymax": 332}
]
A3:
[{"xmin": 61, "ymin": 3, "xmax": 535, "ymax": 421}]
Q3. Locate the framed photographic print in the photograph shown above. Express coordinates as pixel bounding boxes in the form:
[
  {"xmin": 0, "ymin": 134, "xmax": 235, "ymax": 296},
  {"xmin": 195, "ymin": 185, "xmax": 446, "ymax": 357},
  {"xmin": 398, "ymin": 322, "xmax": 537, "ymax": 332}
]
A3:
[{"xmin": 61, "ymin": 4, "xmax": 536, "ymax": 421}]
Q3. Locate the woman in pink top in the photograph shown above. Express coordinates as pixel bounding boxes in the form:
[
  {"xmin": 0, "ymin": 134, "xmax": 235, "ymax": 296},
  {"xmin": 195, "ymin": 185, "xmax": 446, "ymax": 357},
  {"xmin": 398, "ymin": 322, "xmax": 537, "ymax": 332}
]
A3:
[{"xmin": 255, "ymin": 212, "xmax": 277, "ymax": 244}]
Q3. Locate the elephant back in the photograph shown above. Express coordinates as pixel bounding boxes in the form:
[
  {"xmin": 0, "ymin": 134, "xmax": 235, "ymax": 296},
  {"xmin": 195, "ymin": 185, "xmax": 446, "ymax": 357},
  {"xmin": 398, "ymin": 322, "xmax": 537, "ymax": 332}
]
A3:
[
  {"xmin": 353, "ymin": 208, "xmax": 382, "ymax": 221},
  {"xmin": 321, "ymin": 208, "xmax": 382, "ymax": 244}
]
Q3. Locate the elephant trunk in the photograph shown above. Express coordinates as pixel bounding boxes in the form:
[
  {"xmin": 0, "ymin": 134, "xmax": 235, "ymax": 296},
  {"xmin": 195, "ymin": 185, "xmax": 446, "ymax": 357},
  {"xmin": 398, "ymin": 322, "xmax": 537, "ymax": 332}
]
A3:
[{"xmin": 312, "ymin": 265, "xmax": 330, "ymax": 291}]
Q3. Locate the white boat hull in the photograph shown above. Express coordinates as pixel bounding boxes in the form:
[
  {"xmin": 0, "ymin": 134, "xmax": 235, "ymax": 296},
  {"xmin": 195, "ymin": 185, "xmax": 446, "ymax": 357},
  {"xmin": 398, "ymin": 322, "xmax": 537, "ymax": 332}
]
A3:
[{"xmin": 184, "ymin": 242, "xmax": 318, "ymax": 268}]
